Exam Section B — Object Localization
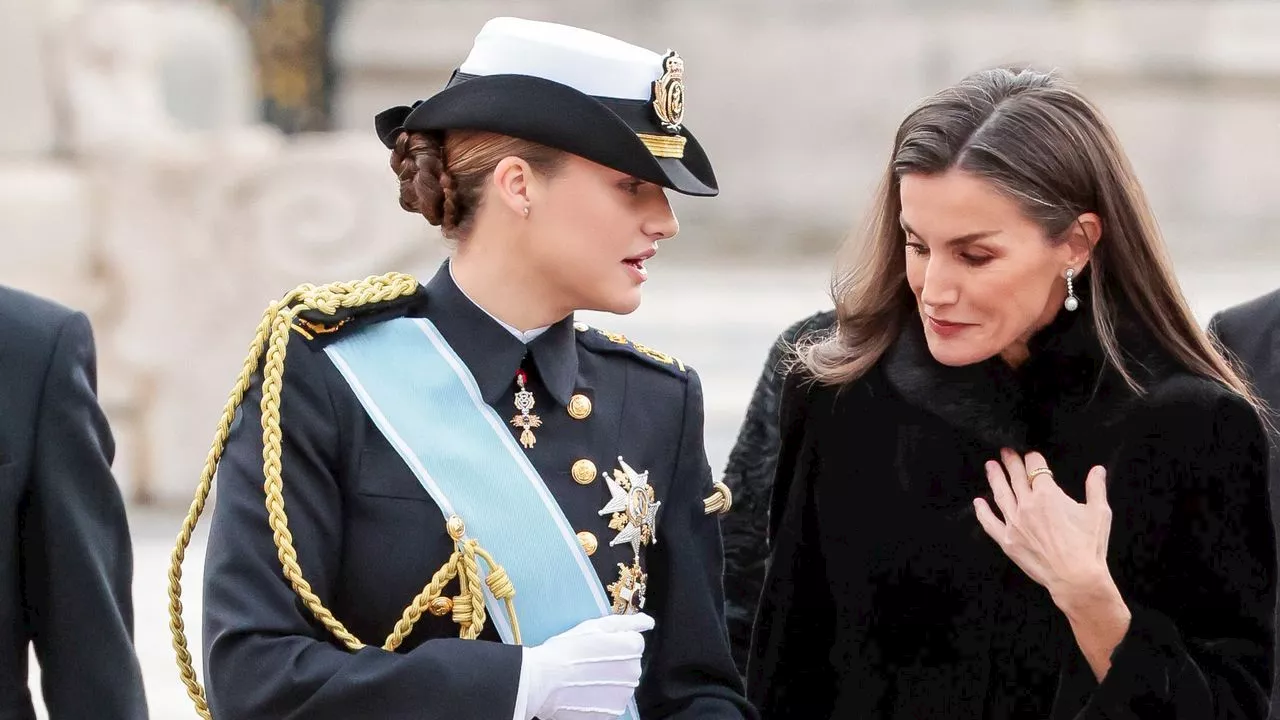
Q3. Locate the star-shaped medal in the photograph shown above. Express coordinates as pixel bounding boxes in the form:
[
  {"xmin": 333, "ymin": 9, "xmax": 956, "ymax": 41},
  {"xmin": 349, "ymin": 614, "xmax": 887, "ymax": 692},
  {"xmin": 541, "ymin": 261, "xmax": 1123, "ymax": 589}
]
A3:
[{"xmin": 598, "ymin": 457, "xmax": 660, "ymax": 557}]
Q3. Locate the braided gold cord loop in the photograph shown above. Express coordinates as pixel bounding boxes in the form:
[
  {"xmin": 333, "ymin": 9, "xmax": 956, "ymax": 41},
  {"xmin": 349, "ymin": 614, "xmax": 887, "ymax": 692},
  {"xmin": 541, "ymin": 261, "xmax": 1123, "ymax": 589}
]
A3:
[
  {"xmin": 261, "ymin": 309, "xmax": 366, "ymax": 650},
  {"xmin": 384, "ymin": 534, "xmax": 525, "ymax": 648},
  {"xmin": 167, "ymin": 271, "xmax": 522, "ymax": 719},
  {"xmin": 381, "ymin": 522, "xmax": 526, "ymax": 651},
  {"xmin": 383, "ymin": 550, "xmax": 463, "ymax": 652},
  {"xmin": 167, "ymin": 297, "xmax": 296, "ymax": 720},
  {"xmin": 457, "ymin": 541, "xmax": 488, "ymax": 640},
  {"xmin": 167, "ymin": 274, "xmax": 421, "ymax": 718}
]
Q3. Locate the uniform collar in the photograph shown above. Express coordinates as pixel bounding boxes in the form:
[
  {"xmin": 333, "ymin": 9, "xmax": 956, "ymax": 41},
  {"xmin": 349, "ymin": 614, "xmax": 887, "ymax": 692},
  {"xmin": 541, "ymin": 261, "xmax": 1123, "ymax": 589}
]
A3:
[
  {"xmin": 449, "ymin": 262, "xmax": 551, "ymax": 343},
  {"xmin": 424, "ymin": 261, "xmax": 579, "ymax": 406}
]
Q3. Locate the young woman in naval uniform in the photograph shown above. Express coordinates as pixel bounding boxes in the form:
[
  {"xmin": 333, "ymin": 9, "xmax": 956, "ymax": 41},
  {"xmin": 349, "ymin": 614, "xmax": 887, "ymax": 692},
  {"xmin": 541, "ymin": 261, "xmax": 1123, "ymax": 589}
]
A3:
[{"xmin": 168, "ymin": 17, "xmax": 749, "ymax": 720}]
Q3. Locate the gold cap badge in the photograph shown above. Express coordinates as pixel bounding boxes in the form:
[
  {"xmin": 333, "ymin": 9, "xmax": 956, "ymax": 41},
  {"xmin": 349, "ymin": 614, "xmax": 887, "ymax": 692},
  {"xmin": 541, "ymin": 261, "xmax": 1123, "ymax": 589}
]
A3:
[{"xmin": 652, "ymin": 50, "xmax": 685, "ymax": 134}]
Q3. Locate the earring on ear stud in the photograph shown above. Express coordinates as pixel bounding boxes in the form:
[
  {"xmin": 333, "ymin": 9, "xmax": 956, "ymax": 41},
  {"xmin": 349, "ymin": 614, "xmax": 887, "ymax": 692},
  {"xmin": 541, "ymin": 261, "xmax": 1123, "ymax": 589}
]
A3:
[
  {"xmin": 1064, "ymin": 268, "xmax": 1080, "ymax": 312},
  {"xmin": 522, "ymin": 205, "xmax": 530, "ymax": 218}
]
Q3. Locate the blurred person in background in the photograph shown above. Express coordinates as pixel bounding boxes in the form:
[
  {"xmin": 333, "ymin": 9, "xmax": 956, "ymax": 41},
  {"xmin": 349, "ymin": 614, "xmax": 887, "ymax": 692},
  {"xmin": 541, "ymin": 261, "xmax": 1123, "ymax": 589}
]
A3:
[
  {"xmin": 1211, "ymin": 287, "xmax": 1280, "ymax": 719},
  {"xmin": 749, "ymin": 66, "xmax": 1275, "ymax": 719},
  {"xmin": 187, "ymin": 17, "xmax": 750, "ymax": 720},
  {"xmin": 0, "ymin": 286, "xmax": 148, "ymax": 720},
  {"xmin": 719, "ymin": 308, "xmax": 833, "ymax": 675}
]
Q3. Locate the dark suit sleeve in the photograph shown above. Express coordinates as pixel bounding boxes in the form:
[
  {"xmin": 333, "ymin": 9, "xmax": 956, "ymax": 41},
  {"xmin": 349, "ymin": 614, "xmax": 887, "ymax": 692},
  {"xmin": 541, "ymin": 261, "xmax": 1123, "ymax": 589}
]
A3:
[
  {"xmin": 202, "ymin": 334, "xmax": 523, "ymax": 720},
  {"xmin": 22, "ymin": 312, "xmax": 148, "ymax": 720},
  {"xmin": 1074, "ymin": 393, "xmax": 1276, "ymax": 719},
  {"xmin": 637, "ymin": 368, "xmax": 755, "ymax": 719},
  {"xmin": 1209, "ymin": 301, "xmax": 1280, "ymax": 720},
  {"xmin": 721, "ymin": 311, "xmax": 836, "ymax": 673},
  {"xmin": 747, "ymin": 371, "xmax": 837, "ymax": 719}
]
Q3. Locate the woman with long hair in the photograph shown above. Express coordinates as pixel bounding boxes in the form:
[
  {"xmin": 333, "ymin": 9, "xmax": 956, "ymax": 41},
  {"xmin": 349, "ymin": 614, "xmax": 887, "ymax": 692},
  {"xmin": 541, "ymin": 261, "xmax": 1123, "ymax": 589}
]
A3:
[{"xmin": 748, "ymin": 66, "xmax": 1274, "ymax": 719}]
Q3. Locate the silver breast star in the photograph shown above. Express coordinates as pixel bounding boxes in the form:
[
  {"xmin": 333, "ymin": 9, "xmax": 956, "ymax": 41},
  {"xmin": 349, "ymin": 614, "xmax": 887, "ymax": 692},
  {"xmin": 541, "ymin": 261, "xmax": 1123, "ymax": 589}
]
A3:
[{"xmin": 598, "ymin": 456, "xmax": 660, "ymax": 557}]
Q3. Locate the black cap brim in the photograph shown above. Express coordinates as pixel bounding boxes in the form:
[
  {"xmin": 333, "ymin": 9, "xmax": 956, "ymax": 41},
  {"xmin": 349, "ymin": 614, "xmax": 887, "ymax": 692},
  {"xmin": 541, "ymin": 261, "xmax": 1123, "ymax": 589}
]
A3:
[{"xmin": 375, "ymin": 74, "xmax": 717, "ymax": 197}]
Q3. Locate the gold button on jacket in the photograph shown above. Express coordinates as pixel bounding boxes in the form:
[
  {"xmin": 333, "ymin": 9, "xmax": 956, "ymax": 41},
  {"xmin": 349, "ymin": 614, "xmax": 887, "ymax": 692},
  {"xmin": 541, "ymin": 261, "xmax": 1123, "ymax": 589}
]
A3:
[{"xmin": 571, "ymin": 459, "xmax": 598, "ymax": 485}]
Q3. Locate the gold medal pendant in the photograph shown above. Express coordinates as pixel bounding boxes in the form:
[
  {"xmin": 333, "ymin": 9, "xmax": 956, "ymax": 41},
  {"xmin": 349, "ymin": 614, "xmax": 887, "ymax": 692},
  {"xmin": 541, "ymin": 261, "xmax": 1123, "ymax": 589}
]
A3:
[
  {"xmin": 599, "ymin": 457, "xmax": 660, "ymax": 614},
  {"xmin": 608, "ymin": 560, "xmax": 649, "ymax": 615},
  {"xmin": 510, "ymin": 369, "xmax": 541, "ymax": 449}
]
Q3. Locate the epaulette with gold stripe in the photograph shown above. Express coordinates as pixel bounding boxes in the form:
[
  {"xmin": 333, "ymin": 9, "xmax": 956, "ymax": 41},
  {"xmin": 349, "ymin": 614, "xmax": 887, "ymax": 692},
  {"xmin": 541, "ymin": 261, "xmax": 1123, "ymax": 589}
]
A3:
[
  {"xmin": 284, "ymin": 273, "xmax": 427, "ymax": 347},
  {"xmin": 573, "ymin": 321, "xmax": 688, "ymax": 375},
  {"xmin": 289, "ymin": 317, "xmax": 351, "ymax": 341}
]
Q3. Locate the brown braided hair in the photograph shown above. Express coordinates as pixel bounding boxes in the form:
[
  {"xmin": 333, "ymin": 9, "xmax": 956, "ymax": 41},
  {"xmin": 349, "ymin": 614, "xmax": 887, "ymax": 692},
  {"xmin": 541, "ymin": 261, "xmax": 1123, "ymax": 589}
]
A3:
[{"xmin": 391, "ymin": 130, "xmax": 567, "ymax": 241}]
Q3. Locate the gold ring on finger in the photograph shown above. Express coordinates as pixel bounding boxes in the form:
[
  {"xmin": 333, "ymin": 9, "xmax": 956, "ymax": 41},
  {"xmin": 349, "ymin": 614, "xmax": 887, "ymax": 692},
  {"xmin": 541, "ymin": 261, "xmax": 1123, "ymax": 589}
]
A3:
[{"xmin": 1028, "ymin": 467, "xmax": 1053, "ymax": 487}]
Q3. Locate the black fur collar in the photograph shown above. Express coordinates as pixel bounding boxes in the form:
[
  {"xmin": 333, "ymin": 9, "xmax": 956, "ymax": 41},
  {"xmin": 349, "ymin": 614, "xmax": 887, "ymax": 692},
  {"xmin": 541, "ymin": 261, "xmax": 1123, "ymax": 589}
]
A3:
[{"xmin": 882, "ymin": 279, "xmax": 1173, "ymax": 450}]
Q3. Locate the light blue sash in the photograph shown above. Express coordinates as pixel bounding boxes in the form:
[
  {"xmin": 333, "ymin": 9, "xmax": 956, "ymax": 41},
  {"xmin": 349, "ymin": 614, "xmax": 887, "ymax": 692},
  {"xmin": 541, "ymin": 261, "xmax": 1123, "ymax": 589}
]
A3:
[{"xmin": 324, "ymin": 317, "xmax": 639, "ymax": 720}]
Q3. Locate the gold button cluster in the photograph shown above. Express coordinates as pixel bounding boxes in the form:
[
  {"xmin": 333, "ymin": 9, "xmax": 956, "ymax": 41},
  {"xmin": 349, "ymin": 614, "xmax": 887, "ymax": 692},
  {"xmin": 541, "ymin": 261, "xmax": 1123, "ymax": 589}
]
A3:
[{"xmin": 568, "ymin": 390, "xmax": 599, "ymax": 556}]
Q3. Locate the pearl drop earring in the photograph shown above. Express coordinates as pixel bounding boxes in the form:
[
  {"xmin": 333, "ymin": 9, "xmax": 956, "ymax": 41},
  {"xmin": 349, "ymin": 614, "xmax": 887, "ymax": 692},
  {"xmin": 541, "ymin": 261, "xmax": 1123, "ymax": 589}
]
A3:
[{"xmin": 1064, "ymin": 268, "xmax": 1080, "ymax": 312}]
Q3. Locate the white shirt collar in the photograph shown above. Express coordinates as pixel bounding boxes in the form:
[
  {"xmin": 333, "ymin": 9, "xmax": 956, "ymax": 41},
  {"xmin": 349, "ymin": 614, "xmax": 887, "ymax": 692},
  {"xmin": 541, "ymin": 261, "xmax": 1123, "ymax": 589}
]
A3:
[{"xmin": 449, "ymin": 263, "xmax": 551, "ymax": 344}]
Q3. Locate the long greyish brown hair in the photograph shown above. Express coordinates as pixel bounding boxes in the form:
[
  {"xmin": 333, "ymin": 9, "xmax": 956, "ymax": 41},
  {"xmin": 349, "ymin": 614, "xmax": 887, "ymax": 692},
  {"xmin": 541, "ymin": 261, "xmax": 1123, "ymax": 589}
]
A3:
[{"xmin": 802, "ymin": 67, "xmax": 1260, "ymax": 411}]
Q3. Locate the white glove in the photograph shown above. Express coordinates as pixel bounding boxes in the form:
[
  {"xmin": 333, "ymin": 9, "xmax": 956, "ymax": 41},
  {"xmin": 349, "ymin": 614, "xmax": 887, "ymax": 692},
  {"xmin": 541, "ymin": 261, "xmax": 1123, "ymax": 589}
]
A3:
[{"xmin": 520, "ymin": 613, "xmax": 655, "ymax": 720}]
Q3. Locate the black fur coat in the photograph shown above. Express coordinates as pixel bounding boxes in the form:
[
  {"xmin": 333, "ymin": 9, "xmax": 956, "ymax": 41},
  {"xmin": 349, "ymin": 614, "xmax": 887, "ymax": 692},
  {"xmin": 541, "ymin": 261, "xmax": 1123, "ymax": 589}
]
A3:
[
  {"xmin": 720, "ymin": 310, "xmax": 836, "ymax": 675},
  {"xmin": 749, "ymin": 300, "xmax": 1275, "ymax": 719}
]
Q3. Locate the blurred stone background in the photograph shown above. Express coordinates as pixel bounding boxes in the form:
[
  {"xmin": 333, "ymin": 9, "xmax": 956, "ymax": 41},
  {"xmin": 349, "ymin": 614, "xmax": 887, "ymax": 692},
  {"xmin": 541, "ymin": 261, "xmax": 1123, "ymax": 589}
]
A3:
[{"xmin": 1, "ymin": 0, "xmax": 1276, "ymax": 716}]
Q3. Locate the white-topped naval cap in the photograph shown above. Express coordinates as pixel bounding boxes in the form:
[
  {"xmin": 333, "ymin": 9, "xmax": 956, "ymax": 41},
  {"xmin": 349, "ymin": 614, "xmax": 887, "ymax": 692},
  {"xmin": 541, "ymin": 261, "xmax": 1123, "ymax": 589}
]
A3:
[{"xmin": 458, "ymin": 17, "xmax": 665, "ymax": 101}]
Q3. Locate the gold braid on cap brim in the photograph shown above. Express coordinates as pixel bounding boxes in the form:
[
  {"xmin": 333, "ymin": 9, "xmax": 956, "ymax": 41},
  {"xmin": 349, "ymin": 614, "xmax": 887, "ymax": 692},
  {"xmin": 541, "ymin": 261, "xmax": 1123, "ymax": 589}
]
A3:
[
  {"xmin": 637, "ymin": 132, "xmax": 686, "ymax": 159},
  {"xmin": 167, "ymin": 272, "xmax": 522, "ymax": 720}
]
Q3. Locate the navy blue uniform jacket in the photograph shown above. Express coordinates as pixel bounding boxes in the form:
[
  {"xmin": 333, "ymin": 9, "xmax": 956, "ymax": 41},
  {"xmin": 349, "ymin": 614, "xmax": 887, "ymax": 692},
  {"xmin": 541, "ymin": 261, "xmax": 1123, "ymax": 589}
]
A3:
[{"xmin": 202, "ymin": 264, "xmax": 750, "ymax": 719}]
